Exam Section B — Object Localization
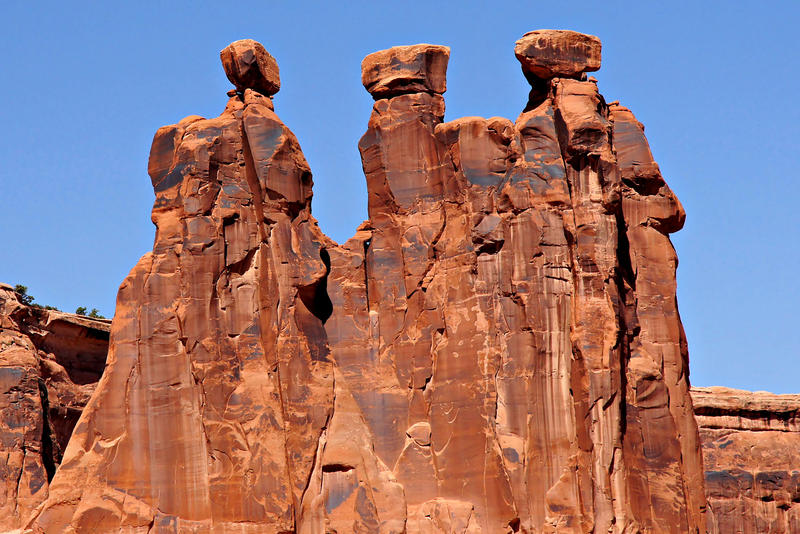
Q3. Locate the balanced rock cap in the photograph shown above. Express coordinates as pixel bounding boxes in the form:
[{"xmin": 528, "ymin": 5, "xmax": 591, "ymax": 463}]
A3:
[
  {"xmin": 220, "ymin": 39, "xmax": 280, "ymax": 96},
  {"xmin": 361, "ymin": 44, "xmax": 449, "ymax": 99},
  {"xmin": 515, "ymin": 30, "xmax": 601, "ymax": 79}
]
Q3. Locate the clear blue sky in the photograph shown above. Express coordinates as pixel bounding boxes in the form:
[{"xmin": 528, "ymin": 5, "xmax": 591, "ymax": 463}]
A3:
[{"xmin": 1, "ymin": 2, "xmax": 798, "ymax": 393}]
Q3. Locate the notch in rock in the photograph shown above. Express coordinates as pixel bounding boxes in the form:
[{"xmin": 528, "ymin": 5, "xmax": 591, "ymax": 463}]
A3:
[
  {"xmin": 298, "ymin": 248, "xmax": 333, "ymax": 324},
  {"xmin": 322, "ymin": 463, "xmax": 354, "ymax": 473}
]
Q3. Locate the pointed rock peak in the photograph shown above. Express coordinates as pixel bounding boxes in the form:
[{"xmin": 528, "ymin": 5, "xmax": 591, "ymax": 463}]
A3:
[
  {"xmin": 361, "ymin": 44, "xmax": 449, "ymax": 100},
  {"xmin": 515, "ymin": 29, "xmax": 601, "ymax": 81},
  {"xmin": 220, "ymin": 39, "xmax": 280, "ymax": 96}
]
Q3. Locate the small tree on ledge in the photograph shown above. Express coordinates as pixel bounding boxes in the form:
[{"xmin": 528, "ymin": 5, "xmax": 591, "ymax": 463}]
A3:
[{"xmin": 13, "ymin": 285, "xmax": 34, "ymax": 306}]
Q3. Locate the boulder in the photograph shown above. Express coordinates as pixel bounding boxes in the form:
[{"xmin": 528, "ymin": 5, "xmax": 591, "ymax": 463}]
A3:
[
  {"xmin": 361, "ymin": 44, "xmax": 449, "ymax": 99},
  {"xmin": 220, "ymin": 38, "xmax": 280, "ymax": 96},
  {"xmin": 515, "ymin": 29, "xmax": 601, "ymax": 79}
]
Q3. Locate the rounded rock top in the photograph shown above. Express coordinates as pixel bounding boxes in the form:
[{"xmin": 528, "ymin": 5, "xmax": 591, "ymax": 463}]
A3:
[
  {"xmin": 361, "ymin": 44, "xmax": 450, "ymax": 99},
  {"xmin": 220, "ymin": 39, "xmax": 280, "ymax": 96},
  {"xmin": 514, "ymin": 30, "xmax": 601, "ymax": 79}
]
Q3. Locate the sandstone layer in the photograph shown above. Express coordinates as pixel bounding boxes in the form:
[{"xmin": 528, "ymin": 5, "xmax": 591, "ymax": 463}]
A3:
[
  {"xmin": 26, "ymin": 32, "xmax": 705, "ymax": 533},
  {"xmin": 693, "ymin": 386, "xmax": 800, "ymax": 534},
  {"xmin": 0, "ymin": 283, "xmax": 110, "ymax": 532}
]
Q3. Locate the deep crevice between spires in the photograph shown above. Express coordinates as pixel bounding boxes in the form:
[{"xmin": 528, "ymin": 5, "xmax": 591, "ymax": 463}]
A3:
[
  {"xmin": 37, "ymin": 379, "xmax": 58, "ymax": 482},
  {"xmin": 298, "ymin": 248, "xmax": 333, "ymax": 325}
]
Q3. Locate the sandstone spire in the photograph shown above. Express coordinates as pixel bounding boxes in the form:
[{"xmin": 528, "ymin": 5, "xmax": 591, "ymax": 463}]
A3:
[
  {"xmin": 22, "ymin": 32, "xmax": 710, "ymax": 534},
  {"xmin": 29, "ymin": 40, "xmax": 333, "ymax": 532}
]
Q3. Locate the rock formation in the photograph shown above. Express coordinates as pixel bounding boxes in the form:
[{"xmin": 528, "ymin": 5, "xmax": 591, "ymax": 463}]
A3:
[
  {"xmin": 693, "ymin": 387, "xmax": 800, "ymax": 533},
  {"xmin": 320, "ymin": 31, "xmax": 704, "ymax": 533},
  {"xmin": 0, "ymin": 283, "xmax": 109, "ymax": 532},
  {"xmin": 26, "ymin": 38, "xmax": 336, "ymax": 534},
  {"xmin": 22, "ymin": 32, "xmax": 709, "ymax": 533}
]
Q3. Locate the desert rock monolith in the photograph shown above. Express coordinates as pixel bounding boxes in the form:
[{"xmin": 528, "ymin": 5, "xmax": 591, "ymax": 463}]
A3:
[{"xmin": 27, "ymin": 31, "xmax": 707, "ymax": 533}]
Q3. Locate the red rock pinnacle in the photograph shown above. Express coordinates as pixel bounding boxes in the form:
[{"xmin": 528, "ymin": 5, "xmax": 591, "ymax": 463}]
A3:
[{"xmin": 18, "ymin": 32, "xmax": 719, "ymax": 534}]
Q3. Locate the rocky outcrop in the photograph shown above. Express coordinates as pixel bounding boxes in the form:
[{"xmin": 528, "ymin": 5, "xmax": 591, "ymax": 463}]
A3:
[
  {"xmin": 28, "ymin": 39, "xmax": 335, "ymax": 534},
  {"xmin": 0, "ymin": 283, "xmax": 109, "ymax": 532},
  {"xmin": 693, "ymin": 387, "xmax": 800, "ymax": 533},
  {"xmin": 25, "ymin": 32, "xmax": 706, "ymax": 533}
]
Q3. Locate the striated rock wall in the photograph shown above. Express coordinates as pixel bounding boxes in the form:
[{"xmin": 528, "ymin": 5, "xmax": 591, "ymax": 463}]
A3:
[
  {"xmin": 0, "ymin": 283, "xmax": 109, "ymax": 532},
  {"xmin": 320, "ymin": 32, "xmax": 704, "ymax": 533},
  {"xmin": 29, "ymin": 39, "xmax": 336, "ymax": 533},
  {"xmin": 693, "ymin": 386, "xmax": 800, "ymax": 534},
  {"xmin": 24, "ymin": 32, "xmax": 706, "ymax": 533}
]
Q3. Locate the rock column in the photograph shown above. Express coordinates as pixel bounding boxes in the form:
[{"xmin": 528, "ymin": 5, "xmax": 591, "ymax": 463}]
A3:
[
  {"xmin": 30, "ymin": 40, "xmax": 335, "ymax": 533},
  {"xmin": 24, "ymin": 31, "xmax": 708, "ymax": 534}
]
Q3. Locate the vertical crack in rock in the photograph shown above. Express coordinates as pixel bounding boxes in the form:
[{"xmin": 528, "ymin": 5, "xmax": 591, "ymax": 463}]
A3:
[
  {"xmin": 36, "ymin": 379, "xmax": 57, "ymax": 482},
  {"xmin": 297, "ymin": 248, "xmax": 333, "ymax": 325},
  {"xmin": 240, "ymin": 116, "xmax": 298, "ymax": 526}
]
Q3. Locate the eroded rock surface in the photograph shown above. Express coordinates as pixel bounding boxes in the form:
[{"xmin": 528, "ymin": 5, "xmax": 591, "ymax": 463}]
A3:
[
  {"xmin": 694, "ymin": 386, "xmax": 800, "ymax": 534},
  {"xmin": 0, "ymin": 284, "xmax": 110, "ymax": 532},
  {"xmin": 515, "ymin": 30, "xmax": 601, "ymax": 80},
  {"xmin": 28, "ymin": 39, "xmax": 336, "ymax": 533},
  {"xmin": 220, "ymin": 39, "xmax": 280, "ymax": 97},
  {"xmin": 361, "ymin": 44, "xmax": 449, "ymax": 99},
  {"xmin": 323, "ymin": 38, "xmax": 704, "ymax": 534},
  {"xmin": 25, "ymin": 32, "xmax": 708, "ymax": 533}
]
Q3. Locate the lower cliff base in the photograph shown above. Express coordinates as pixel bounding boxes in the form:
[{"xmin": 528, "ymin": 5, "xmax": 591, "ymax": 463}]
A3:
[{"xmin": 693, "ymin": 386, "xmax": 800, "ymax": 533}]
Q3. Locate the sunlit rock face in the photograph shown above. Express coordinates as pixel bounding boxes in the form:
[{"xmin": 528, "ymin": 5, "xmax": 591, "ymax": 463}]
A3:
[
  {"xmin": 0, "ymin": 284, "xmax": 110, "ymax": 532},
  {"xmin": 693, "ymin": 387, "xmax": 800, "ymax": 534},
  {"xmin": 26, "ymin": 32, "xmax": 708, "ymax": 533},
  {"xmin": 29, "ymin": 39, "xmax": 334, "ymax": 534}
]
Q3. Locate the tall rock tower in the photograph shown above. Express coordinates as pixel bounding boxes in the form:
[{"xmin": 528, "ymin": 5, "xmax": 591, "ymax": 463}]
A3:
[{"xmin": 27, "ymin": 32, "xmax": 705, "ymax": 534}]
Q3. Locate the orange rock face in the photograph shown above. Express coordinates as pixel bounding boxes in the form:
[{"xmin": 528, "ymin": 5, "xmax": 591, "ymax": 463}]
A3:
[
  {"xmin": 29, "ymin": 39, "xmax": 334, "ymax": 533},
  {"xmin": 0, "ymin": 284, "xmax": 109, "ymax": 532},
  {"xmin": 693, "ymin": 387, "xmax": 800, "ymax": 534},
  {"xmin": 361, "ymin": 44, "xmax": 450, "ymax": 99},
  {"xmin": 325, "ymin": 38, "xmax": 704, "ymax": 533},
  {"xmin": 220, "ymin": 39, "xmax": 280, "ymax": 97},
  {"xmin": 24, "ymin": 33, "xmax": 711, "ymax": 533},
  {"xmin": 515, "ymin": 30, "xmax": 601, "ymax": 80}
]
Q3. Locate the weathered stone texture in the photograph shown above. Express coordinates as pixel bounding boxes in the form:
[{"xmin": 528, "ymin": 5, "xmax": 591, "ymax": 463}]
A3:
[
  {"xmin": 0, "ymin": 284, "xmax": 110, "ymax": 532},
  {"xmin": 220, "ymin": 39, "xmax": 280, "ymax": 97},
  {"xmin": 22, "ymin": 32, "xmax": 712, "ymax": 533},
  {"xmin": 694, "ymin": 386, "xmax": 800, "ymax": 534},
  {"xmin": 28, "ymin": 52, "xmax": 336, "ymax": 531},
  {"xmin": 515, "ymin": 30, "xmax": 601, "ymax": 80},
  {"xmin": 361, "ymin": 44, "xmax": 449, "ymax": 99},
  {"xmin": 318, "ymin": 37, "xmax": 704, "ymax": 532}
]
